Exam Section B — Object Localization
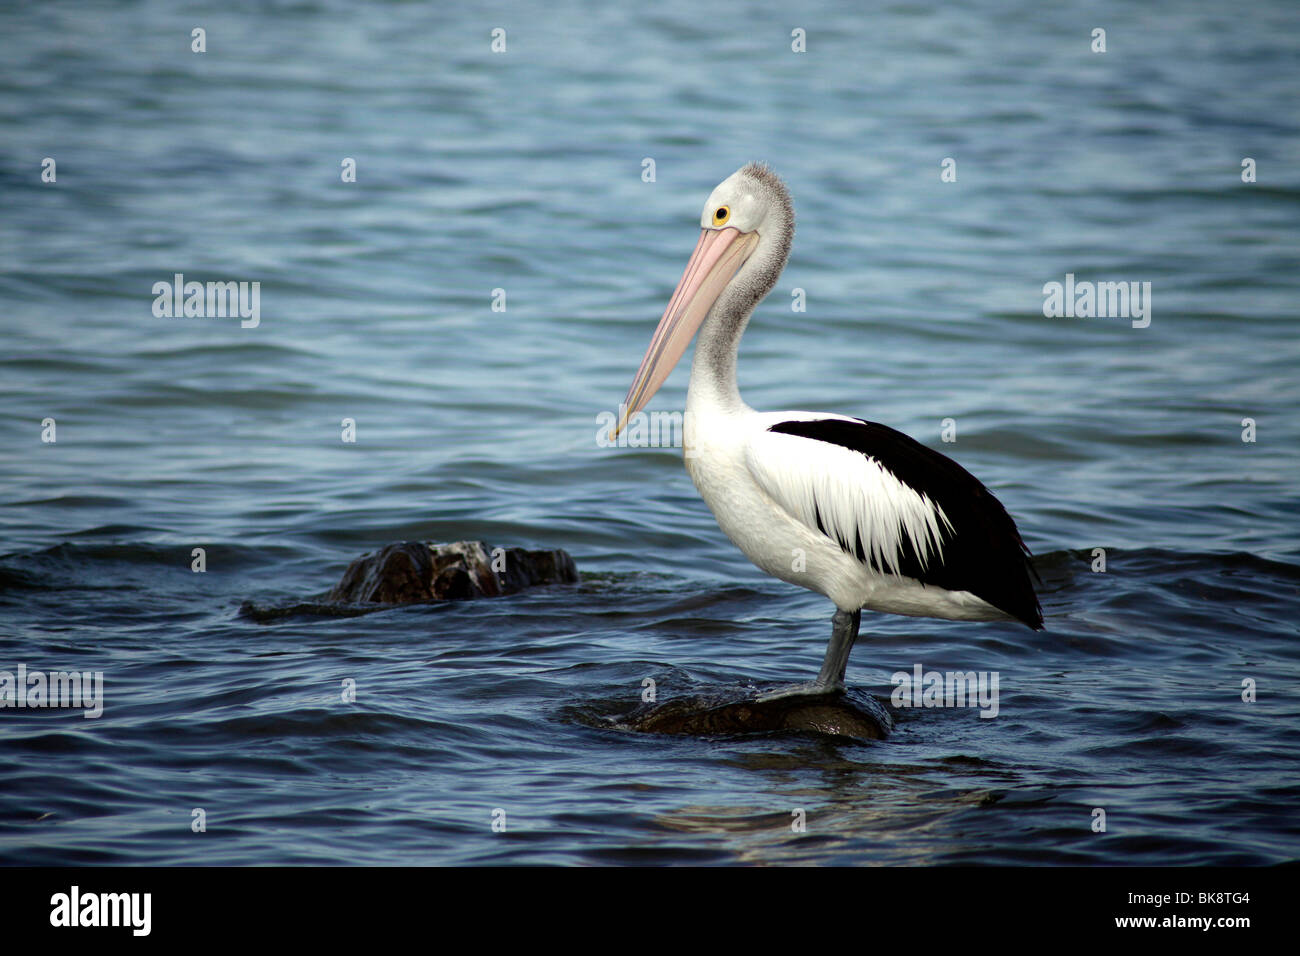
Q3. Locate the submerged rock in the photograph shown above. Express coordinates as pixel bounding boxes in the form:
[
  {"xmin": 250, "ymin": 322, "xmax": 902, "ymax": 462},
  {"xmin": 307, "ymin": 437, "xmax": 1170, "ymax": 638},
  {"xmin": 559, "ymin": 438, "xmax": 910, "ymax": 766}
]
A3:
[
  {"xmin": 239, "ymin": 540, "xmax": 578, "ymax": 621},
  {"xmin": 612, "ymin": 687, "xmax": 891, "ymax": 740},
  {"xmin": 327, "ymin": 540, "xmax": 578, "ymax": 604}
]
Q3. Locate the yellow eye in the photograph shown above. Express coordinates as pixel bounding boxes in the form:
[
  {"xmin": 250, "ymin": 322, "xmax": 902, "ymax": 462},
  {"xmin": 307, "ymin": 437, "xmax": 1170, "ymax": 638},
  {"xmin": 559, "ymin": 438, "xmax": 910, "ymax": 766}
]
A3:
[{"xmin": 712, "ymin": 205, "xmax": 730, "ymax": 226}]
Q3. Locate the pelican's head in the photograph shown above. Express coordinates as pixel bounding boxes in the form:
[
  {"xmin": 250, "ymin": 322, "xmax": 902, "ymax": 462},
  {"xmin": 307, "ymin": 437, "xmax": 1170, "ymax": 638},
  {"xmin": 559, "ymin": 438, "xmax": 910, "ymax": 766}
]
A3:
[{"xmin": 613, "ymin": 163, "xmax": 794, "ymax": 438}]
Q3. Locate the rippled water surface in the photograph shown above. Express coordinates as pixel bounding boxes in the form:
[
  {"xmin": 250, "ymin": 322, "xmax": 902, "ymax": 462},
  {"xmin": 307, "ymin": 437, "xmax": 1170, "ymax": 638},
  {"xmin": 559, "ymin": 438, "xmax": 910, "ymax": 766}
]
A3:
[{"xmin": 2, "ymin": 0, "xmax": 1299, "ymax": 865}]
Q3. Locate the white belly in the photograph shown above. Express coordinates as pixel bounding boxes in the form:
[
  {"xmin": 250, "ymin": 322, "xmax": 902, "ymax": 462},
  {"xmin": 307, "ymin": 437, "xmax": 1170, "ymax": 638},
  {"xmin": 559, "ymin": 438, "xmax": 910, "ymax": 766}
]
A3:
[{"xmin": 683, "ymin": 405, "xmax": 1011, "ymax": 622}]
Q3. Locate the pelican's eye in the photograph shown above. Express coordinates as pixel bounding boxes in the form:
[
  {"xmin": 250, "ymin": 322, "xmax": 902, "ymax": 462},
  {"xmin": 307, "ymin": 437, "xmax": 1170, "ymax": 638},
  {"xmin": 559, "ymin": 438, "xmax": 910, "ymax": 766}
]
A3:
[{"xmin": 712, "ymin": 205, "xmax": 730, "ymax": 226}]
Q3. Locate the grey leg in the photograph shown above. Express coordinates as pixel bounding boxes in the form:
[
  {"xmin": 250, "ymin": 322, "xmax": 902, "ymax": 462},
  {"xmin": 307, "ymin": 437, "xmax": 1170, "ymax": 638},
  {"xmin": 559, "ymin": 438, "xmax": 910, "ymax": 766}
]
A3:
[
  {"xmin": 815, "ymin": 608, "xmax": 860, "ymax": 690},
  {"xmin": 755, "ymin": 607, "xmax": 860, "ymax": 702}
]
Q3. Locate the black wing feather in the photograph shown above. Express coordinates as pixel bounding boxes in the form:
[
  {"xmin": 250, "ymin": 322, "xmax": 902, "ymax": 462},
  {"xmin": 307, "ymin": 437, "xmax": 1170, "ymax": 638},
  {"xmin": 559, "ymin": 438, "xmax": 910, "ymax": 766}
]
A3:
[{"xmin": 769, "ymin": 418, "xmax": 1043, "ymax": 629}]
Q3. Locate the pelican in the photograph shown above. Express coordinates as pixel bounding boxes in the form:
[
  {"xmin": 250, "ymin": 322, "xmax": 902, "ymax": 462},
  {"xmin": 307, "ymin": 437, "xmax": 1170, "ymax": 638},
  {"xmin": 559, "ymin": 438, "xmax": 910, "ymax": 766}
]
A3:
[{"xmin": 613, "ymin": 163, "xmax": 1042, "ymax": 699}]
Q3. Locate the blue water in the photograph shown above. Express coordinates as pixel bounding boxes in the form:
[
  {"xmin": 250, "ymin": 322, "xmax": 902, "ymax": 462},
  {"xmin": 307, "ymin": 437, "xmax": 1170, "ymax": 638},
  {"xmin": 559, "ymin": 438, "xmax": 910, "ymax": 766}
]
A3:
[{"xmin": 2, "ymin": 0, "xmax": 1299, "ymax": 865}]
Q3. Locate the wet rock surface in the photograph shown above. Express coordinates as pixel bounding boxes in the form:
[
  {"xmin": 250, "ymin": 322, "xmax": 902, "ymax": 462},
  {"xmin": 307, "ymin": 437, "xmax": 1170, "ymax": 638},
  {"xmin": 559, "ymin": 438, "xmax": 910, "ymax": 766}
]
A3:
[
  {"xmin": 608, "ymin": 687, "xmax": 892, "ymax": 740},
  {"xmin": 327, "ymin": 540, "xmax": 578, "ymax": 604},
  {"xmin": 239, "ymin": 540, "xmax": 578, "ymax": 621}
]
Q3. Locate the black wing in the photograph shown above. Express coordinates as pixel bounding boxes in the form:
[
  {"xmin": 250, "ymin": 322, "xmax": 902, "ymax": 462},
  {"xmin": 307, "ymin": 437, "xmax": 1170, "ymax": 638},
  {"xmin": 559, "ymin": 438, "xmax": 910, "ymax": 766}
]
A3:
[{"xmin": 769, "ymin": 418, "xmax": 1043, "ymax": 629}]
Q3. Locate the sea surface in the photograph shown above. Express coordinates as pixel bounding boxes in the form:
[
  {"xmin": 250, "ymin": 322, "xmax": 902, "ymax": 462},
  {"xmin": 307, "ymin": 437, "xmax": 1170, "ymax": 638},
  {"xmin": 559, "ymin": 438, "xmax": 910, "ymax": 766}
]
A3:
[{"xmin": 1, "ymin": 0, "xmax": 1298, "ymax": 865}]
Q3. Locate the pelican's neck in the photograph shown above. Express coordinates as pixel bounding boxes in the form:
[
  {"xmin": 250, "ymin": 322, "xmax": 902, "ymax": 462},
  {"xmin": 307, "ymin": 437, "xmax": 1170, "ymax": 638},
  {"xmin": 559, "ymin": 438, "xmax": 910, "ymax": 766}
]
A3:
[
  {"xmin": 687, "ymin": 297, "xmax": 750, "ymax": 416},
  {"xmin": 686, "ymin": 230, "xmax": 789, "ymax": 419}
]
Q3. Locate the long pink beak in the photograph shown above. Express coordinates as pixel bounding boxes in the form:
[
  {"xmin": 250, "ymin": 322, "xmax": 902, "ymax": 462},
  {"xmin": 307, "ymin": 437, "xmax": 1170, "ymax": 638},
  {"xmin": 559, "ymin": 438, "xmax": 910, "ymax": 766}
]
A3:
[{"xmin": 613, "ymin": 226, "xmax": 758, "ymax": 438}]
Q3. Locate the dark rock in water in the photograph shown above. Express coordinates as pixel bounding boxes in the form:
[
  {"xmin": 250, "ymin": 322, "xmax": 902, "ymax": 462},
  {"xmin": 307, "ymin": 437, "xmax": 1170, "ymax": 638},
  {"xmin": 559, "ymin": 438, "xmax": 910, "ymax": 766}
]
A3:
[
  {"xmin": 239, "ymin": 540, "xmax": 578, "ymax": 621},
  {"xmin": 615, "ymin": 687, "xmax": 891, "ymax": 740},
  {"xmin": 328, "ymin": 541, "xmax": 436, "ymax": 605},
  {"xmin": 327, "ymin": 540, "xmax": 578, "ymax": 604}
]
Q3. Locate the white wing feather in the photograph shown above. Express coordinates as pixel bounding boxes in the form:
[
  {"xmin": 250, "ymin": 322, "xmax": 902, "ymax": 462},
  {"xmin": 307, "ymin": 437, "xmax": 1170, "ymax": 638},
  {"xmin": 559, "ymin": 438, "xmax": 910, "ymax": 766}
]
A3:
[{"xmin": 744, "ymin": 426, "xmax": 953, "ymax": 576}]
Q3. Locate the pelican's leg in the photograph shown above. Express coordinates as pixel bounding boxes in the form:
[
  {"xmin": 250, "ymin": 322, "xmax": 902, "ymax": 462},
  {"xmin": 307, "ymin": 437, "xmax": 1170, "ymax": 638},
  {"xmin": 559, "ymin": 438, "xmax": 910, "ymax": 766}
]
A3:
[
  {"xmin": 815, "ymin": 608, "xmax": 861, "ymax": 690},
  {"xmin": 756, "ymin": 608, "xmax": 860, "ymax": 701}
]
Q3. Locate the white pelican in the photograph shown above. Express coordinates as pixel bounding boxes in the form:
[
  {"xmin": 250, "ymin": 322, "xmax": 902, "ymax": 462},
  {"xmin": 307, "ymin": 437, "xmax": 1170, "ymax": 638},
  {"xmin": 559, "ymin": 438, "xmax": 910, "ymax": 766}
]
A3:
[{"xmin": 613, "ymin": 163, "xmax": 1043, "ymax": 699}]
